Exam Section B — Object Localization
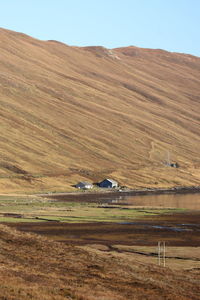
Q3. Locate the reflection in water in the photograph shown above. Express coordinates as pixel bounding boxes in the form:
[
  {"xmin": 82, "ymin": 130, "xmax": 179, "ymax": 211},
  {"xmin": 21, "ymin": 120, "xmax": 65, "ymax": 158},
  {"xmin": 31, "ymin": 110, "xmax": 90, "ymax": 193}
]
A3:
[{"xmin": 110, "ymin": 193, "xmax": 200, "ymax": 209}]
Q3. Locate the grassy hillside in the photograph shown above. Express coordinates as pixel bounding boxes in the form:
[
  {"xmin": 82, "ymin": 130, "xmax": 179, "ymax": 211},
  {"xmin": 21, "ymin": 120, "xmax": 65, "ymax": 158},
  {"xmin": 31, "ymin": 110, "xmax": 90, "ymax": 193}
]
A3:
[
  {"xmin": 0, "ymin": 28, "xmax": 200, "ymax": 192},
  {"xmin": 0, "ymin": 224, "xmax": 199, "ymax": 300}
]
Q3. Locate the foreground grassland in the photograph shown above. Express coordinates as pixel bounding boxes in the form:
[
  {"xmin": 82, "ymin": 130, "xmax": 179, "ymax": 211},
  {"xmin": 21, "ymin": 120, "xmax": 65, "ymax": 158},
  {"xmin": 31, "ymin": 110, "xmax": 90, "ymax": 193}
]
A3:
[
  {"xmin": 0, "ymin": 195, "xmax": 182, "ymax": 223},
  {"xmin": 0, "ymin": 224, "xmax": 199, "ymax": 300},
  {"xmin": 0, "ymin": 195, "xmax": 200, "ymax": 299}
]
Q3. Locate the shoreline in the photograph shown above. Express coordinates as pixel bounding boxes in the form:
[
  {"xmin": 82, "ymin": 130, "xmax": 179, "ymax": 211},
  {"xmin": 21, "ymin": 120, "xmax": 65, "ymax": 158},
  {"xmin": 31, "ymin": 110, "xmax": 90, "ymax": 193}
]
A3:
[{"xmin": 40, "ymin": 185, "xmax": 200, "ymax": 199}]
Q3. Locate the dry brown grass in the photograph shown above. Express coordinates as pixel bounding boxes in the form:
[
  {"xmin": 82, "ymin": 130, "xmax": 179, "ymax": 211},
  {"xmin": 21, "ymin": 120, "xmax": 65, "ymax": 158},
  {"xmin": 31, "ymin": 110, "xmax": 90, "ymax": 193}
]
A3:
[
  {"xmin": 0, "ymin": 224, "xmax": 200, "ymax": 300},
  {"xmin": 0, "ymin": 28, "xmax": 200, "ymax": 192}
]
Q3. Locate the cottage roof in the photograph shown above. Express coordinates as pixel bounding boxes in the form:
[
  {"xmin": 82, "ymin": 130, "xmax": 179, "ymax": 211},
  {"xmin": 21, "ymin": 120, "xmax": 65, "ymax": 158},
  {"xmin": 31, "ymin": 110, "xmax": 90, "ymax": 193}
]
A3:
[
  {"xmin": 104, "ymin": 179, "xmax": 118, "ymax": 184},
  {"xmin": 77, "ymin": 182, "xmax": 93, "ymax": 186}
]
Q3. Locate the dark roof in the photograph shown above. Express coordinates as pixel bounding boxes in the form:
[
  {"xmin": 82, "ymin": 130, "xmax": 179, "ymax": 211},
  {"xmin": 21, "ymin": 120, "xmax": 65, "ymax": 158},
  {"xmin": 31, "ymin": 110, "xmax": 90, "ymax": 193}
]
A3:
[
  {"xmin": 104, "ymin": 179, "xmax": 118, "ymax": 185},
  {"xmin": 100, "ymin": 179, "xmax": 118, "ymax": 185},
  {"xmin": 76, "ymin": 182, "xmax": 93, "ymax": 186}
]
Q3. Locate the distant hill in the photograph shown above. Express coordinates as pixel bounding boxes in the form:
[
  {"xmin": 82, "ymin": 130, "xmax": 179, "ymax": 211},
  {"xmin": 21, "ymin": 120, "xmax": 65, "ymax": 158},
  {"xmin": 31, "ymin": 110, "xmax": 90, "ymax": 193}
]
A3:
[{"xmin": 0, "ymin": 28, "xmax": 200, "ymax": 192}]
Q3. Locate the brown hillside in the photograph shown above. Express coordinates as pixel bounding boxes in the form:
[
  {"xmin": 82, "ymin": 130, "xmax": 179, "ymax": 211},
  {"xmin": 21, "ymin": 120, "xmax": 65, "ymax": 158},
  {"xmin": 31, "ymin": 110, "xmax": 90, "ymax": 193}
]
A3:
[
  {"xmin": 0, "ymin": 224, "xmax": 199, "ymax": 300},
  {"xmin": 0, "ymin": 28, "xmax": 200, "ymax": 192}
]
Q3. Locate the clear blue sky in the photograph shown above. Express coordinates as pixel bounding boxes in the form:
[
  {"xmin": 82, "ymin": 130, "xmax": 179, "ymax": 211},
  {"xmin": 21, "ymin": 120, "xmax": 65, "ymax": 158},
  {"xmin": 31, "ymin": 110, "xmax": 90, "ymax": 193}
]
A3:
[{"xmin": 0, "ymin": 0, "xmax": 200, "ymax": 56}]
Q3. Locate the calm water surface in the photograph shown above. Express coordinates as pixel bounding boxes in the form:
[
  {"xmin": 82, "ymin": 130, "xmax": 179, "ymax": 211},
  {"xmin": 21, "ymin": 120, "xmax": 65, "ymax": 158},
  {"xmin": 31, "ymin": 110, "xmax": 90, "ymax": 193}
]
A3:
[
  {"xmin": 110, "ymin": 193, "xmax": 200, "ymax": 210},
  {"xmin": 54, "ymin": 192, "xmax": 200, "ymax": 210}
]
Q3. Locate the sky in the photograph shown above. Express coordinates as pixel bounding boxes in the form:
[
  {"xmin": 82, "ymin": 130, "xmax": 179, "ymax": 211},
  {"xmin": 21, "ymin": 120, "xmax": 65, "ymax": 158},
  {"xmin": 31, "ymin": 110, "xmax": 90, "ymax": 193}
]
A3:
[{"xmin": 0, "ymin": 0, "xmax": 200, "ymax": 57}]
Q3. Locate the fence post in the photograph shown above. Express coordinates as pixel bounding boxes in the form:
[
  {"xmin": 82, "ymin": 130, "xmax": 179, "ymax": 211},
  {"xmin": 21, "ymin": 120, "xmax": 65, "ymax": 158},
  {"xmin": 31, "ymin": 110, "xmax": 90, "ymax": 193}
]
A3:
[{"xmin": 158, "ymin": 241, "xmax": 166, "ymax": 267}]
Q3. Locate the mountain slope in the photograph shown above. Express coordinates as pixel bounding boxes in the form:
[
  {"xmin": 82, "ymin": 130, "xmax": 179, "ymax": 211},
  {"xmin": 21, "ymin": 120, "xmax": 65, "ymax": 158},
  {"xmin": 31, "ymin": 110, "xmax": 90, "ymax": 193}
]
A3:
[{"xmin": 0, "ymin": 28, "xmax": 200, "ymax": 192}]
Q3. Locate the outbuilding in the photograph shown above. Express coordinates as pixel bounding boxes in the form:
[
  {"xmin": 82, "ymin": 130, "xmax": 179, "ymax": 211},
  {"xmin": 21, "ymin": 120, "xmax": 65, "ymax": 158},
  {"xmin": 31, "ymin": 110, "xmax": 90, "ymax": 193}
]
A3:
[
  {"xmin": 98, "ymin": 179, "xmax": 118, "ymax": 188},
  {"xmin": 75, "ymin": 182, "xmax": 93, "ymax": 189}
]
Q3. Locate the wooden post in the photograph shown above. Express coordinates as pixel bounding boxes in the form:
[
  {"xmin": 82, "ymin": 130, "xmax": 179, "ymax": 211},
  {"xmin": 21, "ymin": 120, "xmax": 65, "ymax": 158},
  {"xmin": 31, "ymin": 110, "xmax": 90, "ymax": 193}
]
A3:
[
  {"xmin": 158, "ymin": 241, "xmax": 166, "ymax": 267},
  {"xmin": 158, "ymin": 241, "xmax": 161, "ymax": 266},
  {"xmin": 163, "ymin": 241, "xmax": 166, "ymax": 267}
]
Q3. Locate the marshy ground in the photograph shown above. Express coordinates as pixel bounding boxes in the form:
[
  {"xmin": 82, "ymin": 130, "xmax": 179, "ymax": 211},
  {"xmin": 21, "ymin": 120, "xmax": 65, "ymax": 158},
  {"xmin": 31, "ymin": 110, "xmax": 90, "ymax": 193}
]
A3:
[
  {"xmin": 0, "ymin": 193, "xmax": 200, "ymax": 299},
  {"xmin": 1, "ymin": 193, "xmax": 200, "ymax": 272}
]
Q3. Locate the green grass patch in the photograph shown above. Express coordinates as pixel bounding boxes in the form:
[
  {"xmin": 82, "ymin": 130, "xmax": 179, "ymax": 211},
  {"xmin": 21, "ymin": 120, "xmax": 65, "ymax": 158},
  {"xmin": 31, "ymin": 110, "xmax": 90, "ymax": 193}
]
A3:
[{"xmin": 0, "ymin": 195, "xmax": 187, "ymax": 223}]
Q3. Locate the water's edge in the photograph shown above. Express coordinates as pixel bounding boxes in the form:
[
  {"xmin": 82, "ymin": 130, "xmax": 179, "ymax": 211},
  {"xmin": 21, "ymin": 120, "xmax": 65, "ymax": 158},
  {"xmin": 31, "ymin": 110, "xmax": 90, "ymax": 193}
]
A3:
[{"xmin": 41, "ymin": 186, "xmax": 200, "ymax": 199}]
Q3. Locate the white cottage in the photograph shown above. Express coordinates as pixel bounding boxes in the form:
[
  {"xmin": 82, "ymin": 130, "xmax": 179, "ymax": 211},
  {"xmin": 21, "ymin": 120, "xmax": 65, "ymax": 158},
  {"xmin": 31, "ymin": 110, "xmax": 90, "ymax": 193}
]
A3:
[{"xmin": 75, "ymin": 182, "xmax": 93, "ymax": 189}]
